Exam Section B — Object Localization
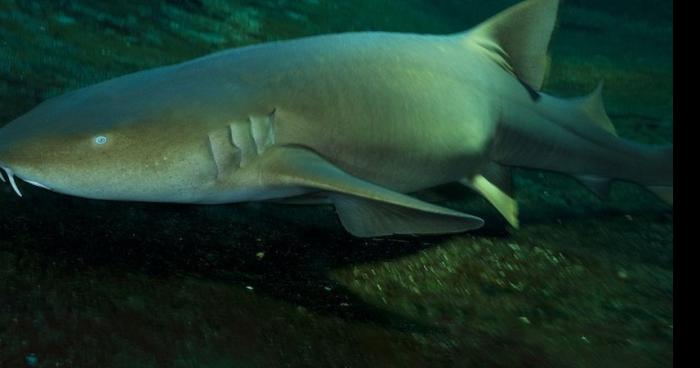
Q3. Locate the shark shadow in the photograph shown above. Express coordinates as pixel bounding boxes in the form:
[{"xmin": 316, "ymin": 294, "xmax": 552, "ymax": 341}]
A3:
[{"xmin": 2, "ymin": 186, "xmax": 512, "ymax": 332}]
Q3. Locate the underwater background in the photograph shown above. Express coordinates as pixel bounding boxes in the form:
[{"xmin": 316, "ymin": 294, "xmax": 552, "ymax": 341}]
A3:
[{"xmin": 0, "ymin": 0, "xmax": 672, "ymax": 367}]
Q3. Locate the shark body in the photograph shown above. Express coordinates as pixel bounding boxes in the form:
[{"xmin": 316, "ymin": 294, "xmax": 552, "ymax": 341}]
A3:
[{"xmin": 0, "ymin": 0, "xmax": 672, "ymax": 237}]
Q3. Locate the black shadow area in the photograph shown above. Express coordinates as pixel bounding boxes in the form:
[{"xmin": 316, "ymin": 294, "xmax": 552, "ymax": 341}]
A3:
[{"xmin": 0, "ymin": 185, "xmax": 510, "ymax": 332}]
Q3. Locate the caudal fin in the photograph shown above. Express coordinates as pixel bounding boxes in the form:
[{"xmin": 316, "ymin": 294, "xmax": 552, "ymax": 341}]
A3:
[
  {"xmin": 562, "ymin": 83, "xmax": 673, "ymax": 207},
  {"xmin": 459, "ymin": 0, "xmax": 673, "ymax": 210},
  {"xmin": 646, "ymin": 146, "xmax": 673, "ymax": 206},
  {"xmin": 648, "ymin": 185, "xmax": 673, "ymax": 206}
]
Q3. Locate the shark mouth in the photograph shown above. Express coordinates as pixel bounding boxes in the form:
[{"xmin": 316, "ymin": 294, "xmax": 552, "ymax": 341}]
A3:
[{"xmin": 0, "ymin": 166, "xmax": 52, "ymax": 197}]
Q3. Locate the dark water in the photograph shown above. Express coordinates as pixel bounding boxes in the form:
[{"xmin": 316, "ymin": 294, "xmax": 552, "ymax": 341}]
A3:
[{"xmin": 0, "ymin": 1, "xmax": 672, "ymax": 367}]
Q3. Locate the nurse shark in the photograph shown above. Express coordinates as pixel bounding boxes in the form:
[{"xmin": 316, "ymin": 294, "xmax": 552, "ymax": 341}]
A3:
[{"xmin": 0, "ymin": 0, "xmax": 672, "ymax": 237}]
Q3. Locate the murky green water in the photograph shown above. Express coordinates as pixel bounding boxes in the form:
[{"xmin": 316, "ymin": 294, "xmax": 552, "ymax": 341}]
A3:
[{"xmin": 0, "ymin": 1, "xmax": 672, "ymax": 367}]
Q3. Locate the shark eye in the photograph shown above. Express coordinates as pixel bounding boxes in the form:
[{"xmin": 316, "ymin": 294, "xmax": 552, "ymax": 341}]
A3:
[{"xmin": 94, "ymin": 135, "xmax": 108, "ymax": 145}]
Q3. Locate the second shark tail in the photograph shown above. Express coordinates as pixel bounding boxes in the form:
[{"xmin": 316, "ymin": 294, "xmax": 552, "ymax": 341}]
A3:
[
  {"xmin": 450, "ymin": 0, "xmax": 671, "ymax": 230},
  {"xmin": 453, "ymin": 0, "xmax": 671, "ymax": 227},
  {"xmin": 492, "ymin": 83, "xmax": 673, "ymax": 206}
]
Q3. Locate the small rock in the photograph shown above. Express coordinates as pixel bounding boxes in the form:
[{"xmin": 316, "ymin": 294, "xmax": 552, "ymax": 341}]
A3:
[
  {"xmin": 617, "ymin": 269, "xmax": 629, "ymax": 279},
  {"xmin": 56, "ymin": 14, "xmax": 76, "ymax": 25},
  {"xmin": 25, "ymin": 353, "xmax": 38, "ymax": 367},
  {"xmin": 518, "ymin": 316, "xmax": 531, "ymax": 324}
]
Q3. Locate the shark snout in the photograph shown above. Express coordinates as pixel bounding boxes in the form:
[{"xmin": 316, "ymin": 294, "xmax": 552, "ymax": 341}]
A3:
[
  {"xmin": 0, "ymin": 136, "xmax": 27, "ymax": 196},
  {"xmin": 0, "ymin": 127, "xmax": 57, "ymax": 197},
  {"xmin": 0, "ymin": 127, "xmax": 25, "ymax": 196},
  {"xmin": 0, "ymin": 144, "xmax": 54, "ymax": 197}
]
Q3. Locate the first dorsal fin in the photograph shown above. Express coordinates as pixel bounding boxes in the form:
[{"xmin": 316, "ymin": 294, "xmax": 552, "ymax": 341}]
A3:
[{"xmin": 462, "ymin": 0, "xmax": 560, "ymax": 90}]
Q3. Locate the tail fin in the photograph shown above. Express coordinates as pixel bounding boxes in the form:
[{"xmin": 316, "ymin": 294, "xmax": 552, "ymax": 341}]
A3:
[
  {"xmin": 495, "ymin": 80, "xmax": 673, "ymax": 208},
  {"xmin": 574, "ymin": 86, "xmax": 672, "ymax": 206},
  {"xmin": 646, "ymin": 146, "xmax": 673, "ymax": 206},
  {"xmin": 648, "ymin": 186, "xmax": 673, "ymax": 206},
  {"xmin": 460, "ymin": 0, "xmax": 673, "ymax": 209}
]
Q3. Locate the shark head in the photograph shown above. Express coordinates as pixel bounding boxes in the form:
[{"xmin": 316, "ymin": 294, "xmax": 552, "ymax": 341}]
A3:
[{"xmin": 0, "ymin": 73, "xmax": 216, "ymax": 201}]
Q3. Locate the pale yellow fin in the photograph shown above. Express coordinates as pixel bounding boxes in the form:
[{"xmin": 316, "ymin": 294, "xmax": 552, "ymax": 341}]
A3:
[
  {"xmin": 461, "ymin": 175, "xmax": 519, "ymax": 229},
  {"xmin": 460, "ymin": 163, "xmax": 519, "ymax": 228}
]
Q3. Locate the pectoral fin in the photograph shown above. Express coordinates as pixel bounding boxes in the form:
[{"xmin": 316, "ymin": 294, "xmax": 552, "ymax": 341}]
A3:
[
  {"xmin": 255, "ymin": 145, "xmax": 484, "ymax": 237},
  {"xmin": 330, "ymin": 194, "xmax": 483, "ymax": 237}
]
